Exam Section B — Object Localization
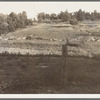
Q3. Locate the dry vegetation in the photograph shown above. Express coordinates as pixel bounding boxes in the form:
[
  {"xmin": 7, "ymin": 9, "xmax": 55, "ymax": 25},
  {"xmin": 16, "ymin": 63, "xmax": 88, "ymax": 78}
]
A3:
[
  {"xmin": 1, "ymin": 55, "xmax": 100, "ymax": 93},
  {"xmin": 1, "ymin": 22, "xmax": 100, "ymax": 93},
  {"xmin": 1, "ymin": 22, "xmax": 100, "ymax": 57}
]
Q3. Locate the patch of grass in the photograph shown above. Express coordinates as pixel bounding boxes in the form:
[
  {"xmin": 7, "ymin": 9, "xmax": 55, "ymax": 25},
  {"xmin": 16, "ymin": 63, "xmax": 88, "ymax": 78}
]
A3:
[{"xmin": 0, "ymin": 55, "xmax": 100, "ymax": 93}]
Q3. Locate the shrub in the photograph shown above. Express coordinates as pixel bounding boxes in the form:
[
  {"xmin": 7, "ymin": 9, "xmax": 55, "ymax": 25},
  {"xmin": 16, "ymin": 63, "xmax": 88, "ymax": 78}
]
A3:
[{"xmin": 70, "ymin": 18, "xmax": 78, "ymax": 25}]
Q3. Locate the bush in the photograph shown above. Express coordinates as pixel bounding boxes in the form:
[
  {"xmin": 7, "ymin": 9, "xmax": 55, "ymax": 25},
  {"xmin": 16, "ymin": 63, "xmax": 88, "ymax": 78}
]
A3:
[{"xmin": 69, "ymin": 18, "xmax": 78, "ymax": 25}]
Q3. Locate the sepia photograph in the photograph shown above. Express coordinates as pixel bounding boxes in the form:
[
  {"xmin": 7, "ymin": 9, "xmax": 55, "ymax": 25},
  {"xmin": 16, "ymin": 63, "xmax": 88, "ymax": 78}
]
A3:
[{"xmin": 0, "ymin": 1, "xmax": 100, "ymax": 94}]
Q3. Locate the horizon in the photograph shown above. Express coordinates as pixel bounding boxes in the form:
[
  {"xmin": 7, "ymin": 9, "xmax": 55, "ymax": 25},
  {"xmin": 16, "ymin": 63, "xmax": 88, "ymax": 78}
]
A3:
[{"xmin": 0, "ymin": 2, "xmax": 100, "ymax": 19}]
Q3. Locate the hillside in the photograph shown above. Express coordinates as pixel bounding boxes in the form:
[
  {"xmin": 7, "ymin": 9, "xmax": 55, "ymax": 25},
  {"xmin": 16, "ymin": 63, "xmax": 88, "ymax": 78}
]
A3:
[{"xmin": 0, "ymin": 22, "xmax": 100, "ymax": 57}]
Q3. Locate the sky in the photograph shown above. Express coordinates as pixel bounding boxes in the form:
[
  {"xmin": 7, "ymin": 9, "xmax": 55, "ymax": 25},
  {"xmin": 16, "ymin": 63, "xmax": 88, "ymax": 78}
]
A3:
[{"xmin": 0, "ymin": 2, "xmax": 100, "ymax": 19}]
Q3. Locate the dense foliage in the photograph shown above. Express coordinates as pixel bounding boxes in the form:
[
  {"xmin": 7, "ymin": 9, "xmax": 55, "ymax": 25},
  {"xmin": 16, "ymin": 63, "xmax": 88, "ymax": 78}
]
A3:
[
  {"xmin": 0, "ymin": 11, "xmax": 33, "ymax": 35},
  {"xmin": 37, "ymin": 9, "xmax": 100, "ymax": 24}
]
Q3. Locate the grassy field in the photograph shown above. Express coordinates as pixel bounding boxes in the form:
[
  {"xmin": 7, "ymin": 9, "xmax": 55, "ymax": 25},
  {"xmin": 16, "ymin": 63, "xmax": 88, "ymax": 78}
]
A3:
[
  {"xmin": 0, "ymin": 55, "xmax": 100, "ymax": 93},
  {"xmin": 1, "ymin": 22, "xmax": 100, "ymax": 93}
]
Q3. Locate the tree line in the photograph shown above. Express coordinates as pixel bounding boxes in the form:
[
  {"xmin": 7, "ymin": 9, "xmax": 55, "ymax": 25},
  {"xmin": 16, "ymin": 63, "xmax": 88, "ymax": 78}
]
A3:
[
  {"xmin": 0, "ymin": 11, "xmax": 33, "ymax": 35},
  {"xmin": 0, "ymin": 9, "xmax": 100, "ymax": 35},
  {"xmin": 37, "ymin": 9, "xmax": 100, "ymax": 24}
]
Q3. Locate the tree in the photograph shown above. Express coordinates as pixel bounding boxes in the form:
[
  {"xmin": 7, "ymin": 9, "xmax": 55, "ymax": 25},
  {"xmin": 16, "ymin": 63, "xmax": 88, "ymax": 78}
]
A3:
[
  {"xmin": 74, "ymin": 9, "xmax": 85, "ymax": 21},
  {"xmin": 22, "ymin": 11, "xmax": 28, "ymax": 26},
  {"xmin": 7, "ymin": 16, "xmax": 15, "ymax": 32},
  {"xmin": 58, "ymin": 10, "xmax": 71, "ymax": 22},
  {"xmin": 9, "ymin": 12, "xmax": 20, "ymax": 29},
  {"xmin": 91, "ymin": 10, "xmax": 99, "ymax": 21},
  {"xmin": 18, "ymin": 13, "xmax": 26, "ymax": 28},
  {"xmin": 85, "ymin": 12, "xmax": 91, "ymax": 20},
  {"xmin": 37, "ymin": 13, "xmax": 45, "ymax": 22},
  {"xmin": 0, "ymin": 14, "xmax": 8, "ymax": 34},
  {"xmin": 45, "ymin": 14, "xmax": 50, "ymax": 20},
  {"xmin": 0, "ymin": 11, "xmax": 33, "ymax": 34},
  {"xmin": 50, "ymin": 13, "xmax": 57, "ymax": 20}
]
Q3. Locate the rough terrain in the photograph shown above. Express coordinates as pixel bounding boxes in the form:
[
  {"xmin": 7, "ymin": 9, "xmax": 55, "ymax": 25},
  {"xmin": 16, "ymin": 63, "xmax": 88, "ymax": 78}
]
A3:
[
  {"xmin": 1, "ymin": 22, "xmax": 100, "ymax": 93},
  {"xmin": 0, "ymin": 22, "xmax": 100, "ymax": 57}
]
